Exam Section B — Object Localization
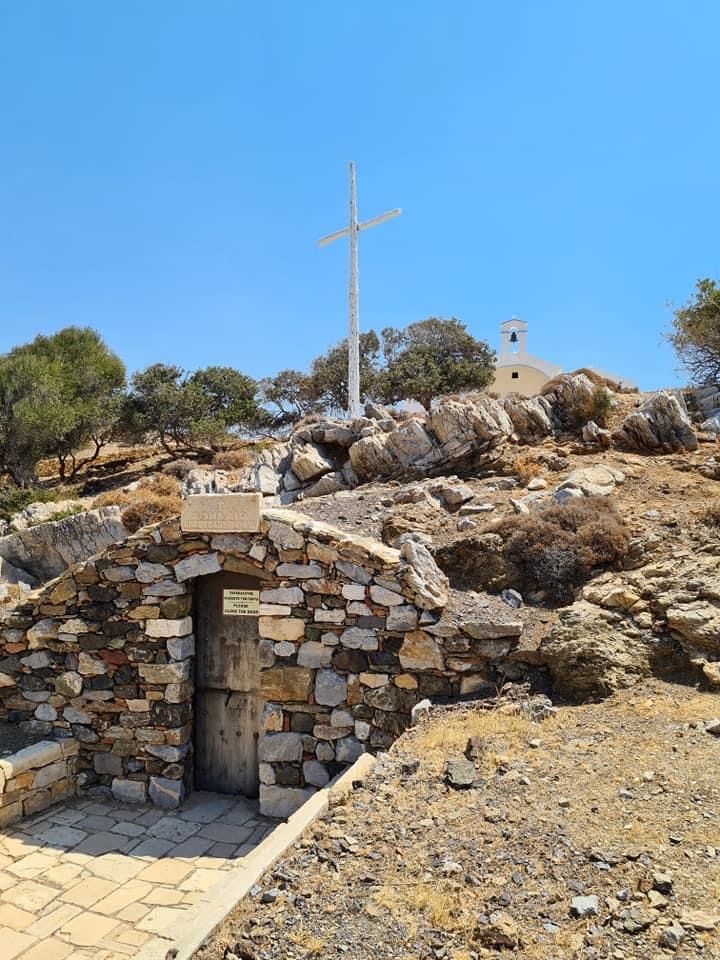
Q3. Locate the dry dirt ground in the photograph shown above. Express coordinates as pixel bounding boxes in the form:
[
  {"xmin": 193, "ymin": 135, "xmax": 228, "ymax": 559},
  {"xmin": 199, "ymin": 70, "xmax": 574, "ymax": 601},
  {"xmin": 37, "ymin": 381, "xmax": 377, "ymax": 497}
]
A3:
[{"xmin": 197, "ymin": 680, "xmax": 720, "ymax": 960}]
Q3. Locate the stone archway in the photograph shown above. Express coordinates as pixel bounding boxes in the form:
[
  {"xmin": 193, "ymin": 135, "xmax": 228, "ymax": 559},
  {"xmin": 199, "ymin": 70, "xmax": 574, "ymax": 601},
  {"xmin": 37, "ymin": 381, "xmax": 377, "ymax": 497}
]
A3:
[{"xmin": 0, "ymin": 502, "xmax": 521, "ymax": 818}]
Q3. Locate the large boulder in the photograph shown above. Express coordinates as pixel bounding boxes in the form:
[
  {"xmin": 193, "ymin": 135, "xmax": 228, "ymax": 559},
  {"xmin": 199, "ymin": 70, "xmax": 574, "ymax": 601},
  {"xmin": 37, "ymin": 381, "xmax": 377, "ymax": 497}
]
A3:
[
  {"xmin": 0, "ymin": 506, "xmax": 128, "ymax": 582},
  {"xmin": 557, "ymin": 464, "xmax": 625, "ymax": 498},
  {"xmin": 542, "ymin": 373, "xmax": 600, "ymax": 429},
  {"xmin": 613, "ymin": 392, "xmax": 698, "ymax": 452},
  {"xmin": 428, "ymin": 395, "xmax": 513, "ymax": 461},
  {"xmin": 290, "ymin": 443, "xmax": 335, "ymax": 483},
  {"xmin": 539, "ymin": 601, "xmax": 679, "ymax": 700},
  {"xmin": 502, "ymin": 395, "xmax": 555, "ymax": 440}
]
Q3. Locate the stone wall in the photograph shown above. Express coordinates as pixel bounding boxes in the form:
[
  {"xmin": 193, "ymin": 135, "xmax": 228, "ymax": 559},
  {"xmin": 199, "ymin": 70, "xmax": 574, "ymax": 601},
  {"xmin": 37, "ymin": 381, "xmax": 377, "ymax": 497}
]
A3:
[
  {"xmin": 0, "ymin": 738, "xmax": 79, "ymax": 826},
  {"xmin": 0, "ymin": 508, "xmax": 524, "ymax": 818}
]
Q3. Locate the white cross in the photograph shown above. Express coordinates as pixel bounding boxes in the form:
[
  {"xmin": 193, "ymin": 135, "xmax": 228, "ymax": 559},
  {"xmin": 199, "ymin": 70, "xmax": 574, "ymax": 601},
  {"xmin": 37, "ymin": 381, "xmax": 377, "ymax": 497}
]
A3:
[{"xmin": 317, "ymin": 161, "xmax": 401, "ymax": 419}]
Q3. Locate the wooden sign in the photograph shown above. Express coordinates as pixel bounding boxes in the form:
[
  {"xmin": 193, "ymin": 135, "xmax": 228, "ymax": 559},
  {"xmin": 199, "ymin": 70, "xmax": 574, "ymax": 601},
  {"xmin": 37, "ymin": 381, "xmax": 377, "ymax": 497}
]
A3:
[
  {"xmin": 181, "ymin": 493, "xmax": 262, "ymax": 533},
  {"xmin": 223, "ymin": 589, "xmax": 260, "ymax": 616}
]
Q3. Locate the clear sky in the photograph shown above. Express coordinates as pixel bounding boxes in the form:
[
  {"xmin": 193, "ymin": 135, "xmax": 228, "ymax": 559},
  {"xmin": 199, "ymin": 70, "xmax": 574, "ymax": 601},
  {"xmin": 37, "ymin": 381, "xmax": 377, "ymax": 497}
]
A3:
[{"xmin": 1, "ymin": 1, "xmax": 717, "ymax": 390}]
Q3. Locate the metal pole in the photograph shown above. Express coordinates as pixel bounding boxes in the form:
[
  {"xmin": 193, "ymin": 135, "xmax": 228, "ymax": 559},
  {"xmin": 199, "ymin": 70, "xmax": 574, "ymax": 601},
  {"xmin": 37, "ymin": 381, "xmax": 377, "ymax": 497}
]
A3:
[{"xmin": 347, "ymin": 161, "xmax": 361, "ymax": 419}]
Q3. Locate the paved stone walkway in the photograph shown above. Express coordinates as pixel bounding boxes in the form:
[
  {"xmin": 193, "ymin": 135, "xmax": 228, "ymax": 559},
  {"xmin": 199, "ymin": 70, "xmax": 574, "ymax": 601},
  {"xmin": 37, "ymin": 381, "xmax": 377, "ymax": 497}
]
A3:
[{"xmin": 0, "ymin": 792, "xmax": 275, "ymax": 959}]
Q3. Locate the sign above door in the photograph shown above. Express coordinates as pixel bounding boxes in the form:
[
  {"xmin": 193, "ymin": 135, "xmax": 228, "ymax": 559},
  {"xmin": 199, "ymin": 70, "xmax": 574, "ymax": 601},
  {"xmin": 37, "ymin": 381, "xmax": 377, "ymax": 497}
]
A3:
[{"xmin": 181, "ymin": 493, "xmax": 263, "ymax": 533}]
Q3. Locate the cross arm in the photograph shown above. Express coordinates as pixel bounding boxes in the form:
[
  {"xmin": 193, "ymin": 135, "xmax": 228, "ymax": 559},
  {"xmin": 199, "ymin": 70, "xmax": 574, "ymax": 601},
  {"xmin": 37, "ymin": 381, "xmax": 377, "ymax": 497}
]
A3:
[
  {"xmin": 317, "ymin": 226, "xmax": 350, "ymax": 247},
  {"xmin": 359, "ymin": 208, "xmax": 402, "ymax": 231}
]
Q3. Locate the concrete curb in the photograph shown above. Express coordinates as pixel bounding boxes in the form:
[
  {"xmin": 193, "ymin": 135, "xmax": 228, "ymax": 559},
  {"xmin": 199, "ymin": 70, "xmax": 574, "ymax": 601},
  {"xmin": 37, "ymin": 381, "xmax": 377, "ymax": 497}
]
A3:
[{"xmin": 135, "ymin": 753, "xmax": 376, "ymax": 960}]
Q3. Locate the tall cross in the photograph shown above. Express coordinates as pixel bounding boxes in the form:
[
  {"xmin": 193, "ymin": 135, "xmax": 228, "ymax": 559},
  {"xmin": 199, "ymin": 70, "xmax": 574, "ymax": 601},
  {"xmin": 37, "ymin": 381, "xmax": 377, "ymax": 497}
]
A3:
[{"xmin": 317, "ymin": 161, "xmax": 401, "ymax": 419}]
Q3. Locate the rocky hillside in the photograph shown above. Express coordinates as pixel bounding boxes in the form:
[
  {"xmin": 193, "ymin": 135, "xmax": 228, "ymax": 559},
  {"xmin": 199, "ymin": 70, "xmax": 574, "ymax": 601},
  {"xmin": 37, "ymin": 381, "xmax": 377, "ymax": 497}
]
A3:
[{"xmin": 198, "ymin": 680, "xmax": 720, "ymax": 960}]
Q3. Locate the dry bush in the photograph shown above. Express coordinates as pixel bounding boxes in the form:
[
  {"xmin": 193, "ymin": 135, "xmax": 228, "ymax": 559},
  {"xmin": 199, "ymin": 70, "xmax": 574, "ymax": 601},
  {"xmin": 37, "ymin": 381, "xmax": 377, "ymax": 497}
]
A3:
[
  {"xmin": 511, "ymin": 454, "xmax": 543, "ymax": 485},
  {"xmin": 493, "ymin": 497, "xmax": 630, "ymax": 604},
  {"xmin": 212, "ymin": 448, "xmax": 252, "ymax": 471},
  {"xmin": 162, "ymin": 458, "xmax": 198, "ymax": 479},
  {"xmin": 95, "ymin": 475, "xmax": 181, "ymax": 533},
  {"xmin": 701, "ymin": 501, "xmax": 720, "ymax": 528}
]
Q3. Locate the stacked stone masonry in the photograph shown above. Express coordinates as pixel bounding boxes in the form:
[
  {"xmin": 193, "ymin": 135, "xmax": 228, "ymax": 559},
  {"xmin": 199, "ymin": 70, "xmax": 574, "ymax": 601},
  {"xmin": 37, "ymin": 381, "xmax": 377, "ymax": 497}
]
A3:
[
  {"xmin": 0, "ymin": 738, "xmax": 79, "ymax": 826},
  {"xmin": 0, "ymin": 508, "xmax": 522, "ymax": 818}
]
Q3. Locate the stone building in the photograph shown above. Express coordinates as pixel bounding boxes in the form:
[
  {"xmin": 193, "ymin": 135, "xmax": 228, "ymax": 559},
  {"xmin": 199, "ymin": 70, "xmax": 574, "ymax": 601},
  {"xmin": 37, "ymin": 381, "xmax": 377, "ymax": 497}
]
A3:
[
  {"xmin": 490, "ymin": 318, "xmax": 562, "ymax": 398},
  {"xmin": 0, "ymin": 500, "xmax": 529, "ymax": 821},
  {"xmin": 490, "ymin": 318, "xmax": 637, "ymax": 398}
]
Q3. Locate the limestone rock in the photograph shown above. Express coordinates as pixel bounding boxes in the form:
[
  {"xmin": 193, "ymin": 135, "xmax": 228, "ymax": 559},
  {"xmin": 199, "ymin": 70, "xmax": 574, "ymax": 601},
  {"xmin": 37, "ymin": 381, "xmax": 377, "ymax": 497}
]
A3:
[
  {"xmin": 502, "ymin": 394, "xmax": 555, "ymax": 439},
  {"xmin": 399, "ymin": 630, "xmax": 444, "ymax": 671},
  {"xmin": 0, "ymin": 506, "xmax": 128, "ymax": 582},
  {"xmin": 666, "ymin": 601, "xmax": 720, "ymax": 656},
  {"xmin": 613, "ymin": 392, "xmax": 698, "ymax": 452},
  {"xmin": 291, "ymin": 443, "xmax": 335, "ymax": 483},
  {"xmin": 558, "ymin": 464, "xmax": 624, "ymax": 497},
  {"xmin": 539, "ymin": 601, "xmax": 674, "ymax": 700},
  {"xmin": 397, "ymin": 540, "xmax": 449, "ymax": 610}
]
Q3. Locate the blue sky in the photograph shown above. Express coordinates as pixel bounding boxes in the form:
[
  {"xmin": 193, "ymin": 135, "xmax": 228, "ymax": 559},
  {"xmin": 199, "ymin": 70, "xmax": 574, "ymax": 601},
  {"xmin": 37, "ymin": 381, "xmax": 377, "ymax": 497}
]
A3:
[{"xmin": 0, "ymin": 1, "xmax": 717, "ymax": 390}]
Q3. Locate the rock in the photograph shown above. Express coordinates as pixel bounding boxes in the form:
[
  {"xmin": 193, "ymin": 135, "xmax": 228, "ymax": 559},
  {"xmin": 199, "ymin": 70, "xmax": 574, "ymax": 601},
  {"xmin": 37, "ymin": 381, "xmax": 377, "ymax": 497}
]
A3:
[
  {"xmin": 623, "ymin": 906, "xmax": 658, "ymax": 933},
  {"xmin": 539, "ymin": 601, "xmax": 670, "ymax": 700},
  {"xmin": 445, "ymin": 758, "xmax": 476, "ymax": 788},
  {"xmin": 411, "ymin": 699, "xmax": 431, "ymax": 725},
  {"xmin": 501, "ymin": 589, "xmax": 522, "ymax": 608},
  {"xmin": 666, "ymin": 602, "xmax": 720, "ymax": 656},
  {"xmin": 704, "ymin": 718, "xmax": 720, "ymax": 735},
  {"xmin": 613, "ymin": 392, "xmax": 698, "ymax": 452},
  {"xmin": 291, "ymin": 443, "xmax": 335, "ymax": 483},
  {"xmin": 558, "ymin": 464, "xmax": 624, "ymax": 497},
  {"xmin": 302, "ymin": 473, "xmax": 347, "ymax": 498},
  {"xmin": 364, "ymin": 401, "xmax": 394, "ymax": 420},
  {"xmin": 258, "ymin": 733, "xmax": 304, "ymax": 763},
  {"xmin": 571, "ymin": 895, "xmax": 599, "ymax": 918},
  {"xmin": 658, "ymin": 925, "xmax": 686, "ymax": 950},
  {"xmin": 335, "ymin": 736, "xmax": 364, "ymax": 764},
  {"xmin": 441, "ymin": 483, "xmax": 475, "ymax": 506},
  {"xmin": 679, "ymin": 910, "xmax": 720, "ymax": 931},
  {"xmin": 0, "ymin": 556, "xmax": 36, "ymax": 588},
  {"xmin": 526, "ymin": 476, "xmax": 547, "ymax": 491},
  {"xmin": 0, "ymin": 506, "xmax": 128, "ymax": 582},
  {"xmin": 474, "ymin": 912, "xmax": 520, "ymax": 949},
  {"xmin": 314, "ymin": 669, "xmax": 348, "ymax": 707},
  {"xmin": 111, "ymin": 778, "xmax": 147, "ymax": 804},
  {"xmin": 463, "ymin": 620, "xmax": 523, "ymax": 640},
  {"xmin": 456, "ymin": 518, "xmax": 476, "ymax": 531},
  {"xmin": 397, "ymin": 540, "xmax": 449, "ymax": 610},
  {"xmin": 302, "ymin": 760, "xmax": 330, "ymax": 788},
  {"xmin": 148, "ymin": 776, "xmax": 185, "ymax": 809},
  {"xmin": 55, "ymin": 672, "xmax": 83, "ymax": 698},
  {"xmin": 582, "ymin": 419, "xmax": 612, "ymax": 447},
  {"xmin": 173, "ymin": 552, "xmax": 221, "ymax": 582},
  {"xmin": 502, "ymin": 394, "xmax": 555, "ymax": 439},
  {"xmin": 399, "ymin": 631, "xmax": 444, "ymax": 671}
]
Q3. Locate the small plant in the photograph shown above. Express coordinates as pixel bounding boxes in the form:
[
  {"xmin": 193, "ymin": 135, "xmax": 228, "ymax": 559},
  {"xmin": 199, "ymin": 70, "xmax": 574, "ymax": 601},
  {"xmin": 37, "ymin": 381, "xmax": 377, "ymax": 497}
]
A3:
[
  {"xmin": 162, "ymin": 458, "xmax": 198, "ymax": 480},
  {"xmin": 493, "ymin": 497, "xmax": 631, "ymax": 604},
  {"xmin": 511, "ymin": 454, "xmax": 543, "ymax": 486},
  {"xmin": 212, "ymin": 448, "xmax": 252, "ymax": 471},
  {"xmin": 700, "ymin": 501, "xmax": 720, "ymax": 528}
]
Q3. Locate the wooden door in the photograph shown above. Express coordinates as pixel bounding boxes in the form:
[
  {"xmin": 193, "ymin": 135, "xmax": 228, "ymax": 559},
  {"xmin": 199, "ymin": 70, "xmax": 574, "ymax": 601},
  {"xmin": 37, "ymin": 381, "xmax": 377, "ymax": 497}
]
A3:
[{"xmin": 194, "ymin": 570, "xmax": 261, "ymax": 796}]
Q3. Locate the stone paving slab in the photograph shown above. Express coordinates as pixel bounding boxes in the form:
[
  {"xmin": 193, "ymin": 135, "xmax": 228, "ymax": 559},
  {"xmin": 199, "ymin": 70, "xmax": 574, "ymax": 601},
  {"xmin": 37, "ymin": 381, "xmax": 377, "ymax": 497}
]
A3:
[{"xmin": 0, "ymin": 792, "xmax": 275, "ymax": 959}]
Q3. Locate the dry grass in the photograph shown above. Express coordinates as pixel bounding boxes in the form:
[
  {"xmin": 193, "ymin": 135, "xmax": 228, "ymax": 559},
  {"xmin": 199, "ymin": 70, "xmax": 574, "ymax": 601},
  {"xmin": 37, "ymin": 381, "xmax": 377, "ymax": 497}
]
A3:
[
  {"xmin": 511, "ymin": 453, "xmax": 543, "ymax": 485},
  {"xmin": 95, "ymin": 474, "xmax": 181, "ymax": 532},
  {"xmin": 286, "ymin": 925, "xmax": 327, "ymax": 957},
  {"xmin": 700, "ymin": 500, "xmax": 720, "ymax": 528},
  {"xmin": 372, "ymin": 877, "xmax": 464, "ymax": 933},
  {"xmin": 212, "ymin": 448, "xmax": 253, "ymax": 471}
]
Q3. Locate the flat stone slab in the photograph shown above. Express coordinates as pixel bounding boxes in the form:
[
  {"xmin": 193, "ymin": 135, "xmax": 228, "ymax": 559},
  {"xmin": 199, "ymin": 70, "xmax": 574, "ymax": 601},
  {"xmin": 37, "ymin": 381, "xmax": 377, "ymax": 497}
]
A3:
[
  {"xmin": 0, "ymin": 791, "xmax": 275, "ymax": 958},
  {"xmin": 181, "ymin": 494, "xmax": 263, "ymax": 533}
]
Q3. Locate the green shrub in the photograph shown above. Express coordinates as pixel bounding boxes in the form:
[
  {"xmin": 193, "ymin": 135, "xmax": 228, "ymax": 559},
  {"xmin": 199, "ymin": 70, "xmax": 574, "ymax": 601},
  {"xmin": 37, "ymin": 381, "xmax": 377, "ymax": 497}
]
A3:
[{"xmin": 0, "ymin": 484, "xmax": 64, "ymax": 523}]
